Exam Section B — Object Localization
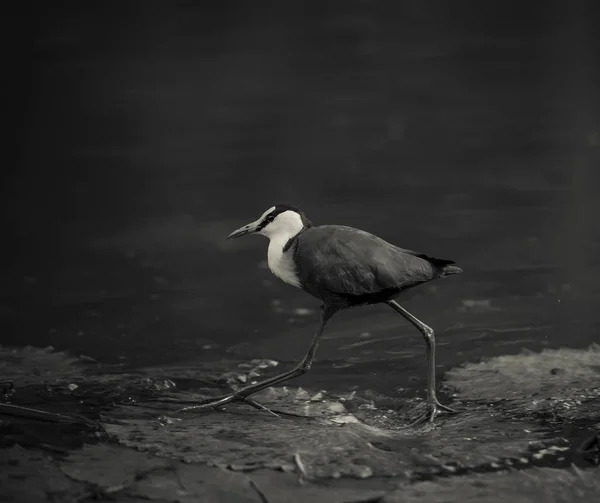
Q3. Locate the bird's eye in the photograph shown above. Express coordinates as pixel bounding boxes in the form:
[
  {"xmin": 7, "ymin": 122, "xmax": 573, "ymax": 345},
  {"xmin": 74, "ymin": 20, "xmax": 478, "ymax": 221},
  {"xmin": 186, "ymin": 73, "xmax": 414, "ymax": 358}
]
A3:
[{"xmin": 265, "ymin": 214, "xmax": 275, "ymax": 223}]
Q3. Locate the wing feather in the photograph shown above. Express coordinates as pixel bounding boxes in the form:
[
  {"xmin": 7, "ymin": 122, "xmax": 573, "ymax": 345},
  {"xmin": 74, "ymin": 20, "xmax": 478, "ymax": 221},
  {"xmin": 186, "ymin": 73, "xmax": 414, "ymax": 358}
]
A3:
[{"xmin": 294, "ymin": 226, "xmax": 436, "ymax": 297}]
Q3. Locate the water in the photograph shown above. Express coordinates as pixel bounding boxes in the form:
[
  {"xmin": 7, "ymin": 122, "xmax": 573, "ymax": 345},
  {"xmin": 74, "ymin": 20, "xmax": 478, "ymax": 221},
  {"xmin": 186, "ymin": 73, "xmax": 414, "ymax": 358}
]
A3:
[{"xmin": 2, "ymin": 1, "xmax": 599, "ymax": 401}]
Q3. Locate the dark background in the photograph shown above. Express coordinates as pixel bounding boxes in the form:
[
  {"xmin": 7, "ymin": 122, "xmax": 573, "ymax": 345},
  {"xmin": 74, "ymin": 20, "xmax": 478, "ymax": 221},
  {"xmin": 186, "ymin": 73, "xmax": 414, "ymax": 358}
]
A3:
[{"xmin": 2, "ymin": 0, "xmax": 599, "ymax": 394}]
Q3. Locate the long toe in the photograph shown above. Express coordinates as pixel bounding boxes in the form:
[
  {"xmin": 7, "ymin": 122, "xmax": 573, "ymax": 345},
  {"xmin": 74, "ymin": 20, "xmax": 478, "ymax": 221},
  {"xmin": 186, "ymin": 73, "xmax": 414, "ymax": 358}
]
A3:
[
  {"xmin": 436, "ymin": 401, "xmax": 458, "ymax": 414},
  {"xmin": 406, "ymin": 411, "xmax": 431, "ymax": 428},
  {"xmin": 426, "ymin": 400, "xmax": 458, "ymax": 423},
  {"xmin": 402, "ymin": 403, "xmax": 432, "ymax": 427},
  {"xmin": 405, "ymin": 400, "xmax": 457, "ymax": 427},
  {"xmin": 242, "ymin": 397, "xmax": 279, "ymax": 417},
  {"xmin": 176, "ymin": 392, "xmax": 238, "ymax": 413},
  {"xmin": 242, "ymin": 398, "xmax": 311, "ymax": 418},
  {"xmin": 176, "ymin": 393, "xmax": 297, "ymax": 417}
]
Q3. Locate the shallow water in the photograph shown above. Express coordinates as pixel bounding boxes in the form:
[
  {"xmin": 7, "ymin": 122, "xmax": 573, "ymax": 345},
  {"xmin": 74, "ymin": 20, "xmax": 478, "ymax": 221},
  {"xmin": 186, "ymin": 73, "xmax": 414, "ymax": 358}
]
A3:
[{"xmin": 2, "ymin": 1, "xmax": 600, "ymax": 403}]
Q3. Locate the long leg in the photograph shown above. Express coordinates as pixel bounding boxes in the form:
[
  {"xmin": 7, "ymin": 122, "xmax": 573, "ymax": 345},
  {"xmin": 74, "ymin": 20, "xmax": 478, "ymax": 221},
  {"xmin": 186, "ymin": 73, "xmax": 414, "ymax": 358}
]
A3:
[
  {"xmin": 386, "ymin": 300, "xmax": 456, "ymax": 423},
  {"xmin": 178, "ymin": 304, "xmax": 338, "ymax": 414}
]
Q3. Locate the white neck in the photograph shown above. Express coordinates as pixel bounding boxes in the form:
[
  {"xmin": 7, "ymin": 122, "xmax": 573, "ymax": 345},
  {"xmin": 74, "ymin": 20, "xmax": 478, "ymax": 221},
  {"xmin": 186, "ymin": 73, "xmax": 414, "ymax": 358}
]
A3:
[{"xmin": 263, "ymin": 211, "xmax": 304, "ymax": 288}]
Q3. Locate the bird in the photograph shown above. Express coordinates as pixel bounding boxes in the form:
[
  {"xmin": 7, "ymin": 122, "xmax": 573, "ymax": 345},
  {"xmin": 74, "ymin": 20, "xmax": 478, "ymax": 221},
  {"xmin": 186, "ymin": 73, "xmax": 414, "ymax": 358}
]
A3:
[{"xmin": 180, "ymin": 204, "xmax": 463, "ymax": 423}]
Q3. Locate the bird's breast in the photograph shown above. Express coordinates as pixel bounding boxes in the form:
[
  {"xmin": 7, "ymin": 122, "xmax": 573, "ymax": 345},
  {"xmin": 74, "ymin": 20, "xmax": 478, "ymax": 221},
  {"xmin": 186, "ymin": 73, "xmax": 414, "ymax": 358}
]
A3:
[{"xmin": 267, "ymin": 238, "xmax": 301, "ymax": 288}]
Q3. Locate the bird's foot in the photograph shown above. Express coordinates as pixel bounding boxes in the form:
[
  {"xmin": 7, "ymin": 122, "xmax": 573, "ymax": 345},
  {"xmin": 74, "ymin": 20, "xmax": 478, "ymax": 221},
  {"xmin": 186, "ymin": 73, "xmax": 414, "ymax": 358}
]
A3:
[
  {"xmin": 176, "ymin": 392, "xmax": 307, "ymax": 418},
  {"xmin": 405, "ymin": 399, "xmax": 457, "ymax": 427},
  {"xmin": 176, "ymin": 392, "xmax": 275, "ymax": 415}
]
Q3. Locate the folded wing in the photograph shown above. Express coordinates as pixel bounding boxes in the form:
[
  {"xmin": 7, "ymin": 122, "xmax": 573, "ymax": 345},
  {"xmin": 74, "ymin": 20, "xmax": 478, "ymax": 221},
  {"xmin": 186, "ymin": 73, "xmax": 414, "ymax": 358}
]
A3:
[{"xmin": 293, "ymin": 225, "xmax": 438, "ymax": 297}]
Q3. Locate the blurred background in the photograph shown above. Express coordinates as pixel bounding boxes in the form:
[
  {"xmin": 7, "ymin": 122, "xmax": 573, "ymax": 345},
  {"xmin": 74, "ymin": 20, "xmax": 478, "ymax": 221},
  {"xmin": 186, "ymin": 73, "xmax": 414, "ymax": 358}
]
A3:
[{"xmin": 2, "ymin": 0, "xmax": 599, "ymax": 396}]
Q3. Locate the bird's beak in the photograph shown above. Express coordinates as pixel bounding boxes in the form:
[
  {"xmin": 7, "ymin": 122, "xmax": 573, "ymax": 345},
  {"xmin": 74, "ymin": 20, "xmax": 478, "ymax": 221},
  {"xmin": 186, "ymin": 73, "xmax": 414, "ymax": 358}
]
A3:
[{"xmin": 226, "ymin": 220, "xmax": 260, "ymax": 240}]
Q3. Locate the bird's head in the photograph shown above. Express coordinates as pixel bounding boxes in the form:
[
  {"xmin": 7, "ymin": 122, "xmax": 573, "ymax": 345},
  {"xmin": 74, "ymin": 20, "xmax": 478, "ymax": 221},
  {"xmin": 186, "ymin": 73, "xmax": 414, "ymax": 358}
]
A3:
[{"xmin": 227, "ymin": 204, "xmax": 312, "ymax": 241}]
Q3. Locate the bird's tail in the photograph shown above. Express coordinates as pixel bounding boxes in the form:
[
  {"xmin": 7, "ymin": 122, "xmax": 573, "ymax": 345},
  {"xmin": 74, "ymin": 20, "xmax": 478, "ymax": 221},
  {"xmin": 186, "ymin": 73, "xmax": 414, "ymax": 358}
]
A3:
[
  {"xmin": 440, "ymin": 264, "xmax": 463, "ymax": 276},
  {"xmin": 414, "ymin": 253, "xmax": 463, "ymax": 277}
]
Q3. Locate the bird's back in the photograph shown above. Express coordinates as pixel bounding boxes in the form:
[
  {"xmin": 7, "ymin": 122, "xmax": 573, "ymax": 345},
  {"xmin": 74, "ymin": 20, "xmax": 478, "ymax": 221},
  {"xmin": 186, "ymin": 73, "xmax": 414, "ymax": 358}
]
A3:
[{"xmin": 291, "ymin": 225, "xmax": 461, "ymax": 304}]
